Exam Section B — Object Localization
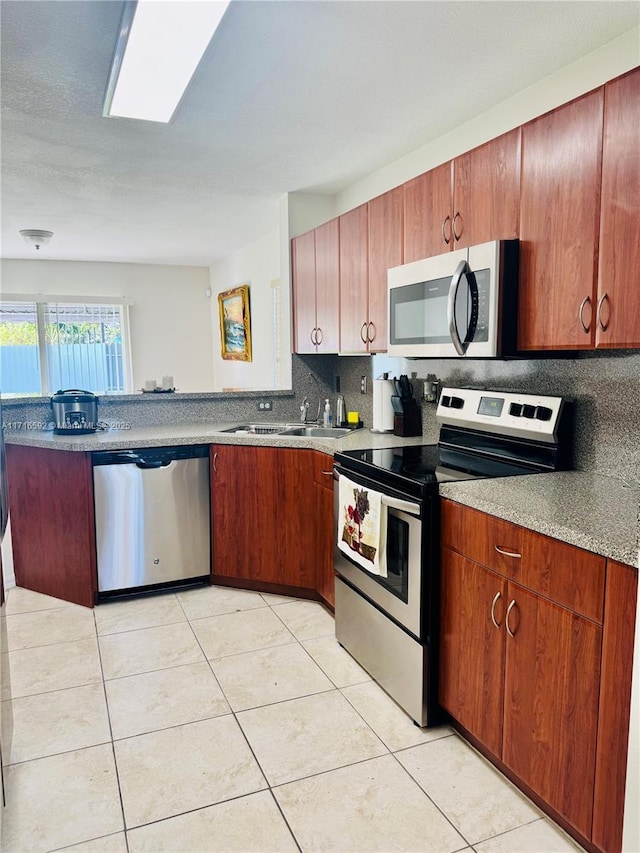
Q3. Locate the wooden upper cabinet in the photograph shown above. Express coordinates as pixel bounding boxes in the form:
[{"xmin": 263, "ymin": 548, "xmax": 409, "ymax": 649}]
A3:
[
  {"xmin": 314, "ymin": 218, "xmax": 340, "ymax": 353},
  {"xmin": 368, "ymin": 186, "xmax": 403, "ymax": 351},
  {"xmin": 404, "ymin": 161, "xmax": 453, "ymax": 262},
  {"xmin": 518, "ymin": 89, "xmax": 604, "ymax": 350},
  {"xmin": 291, "ymin": 229, "xmax": 317, "ymax": 354},
  {"xmin": 452, "ymin": 129, "xmax": 521, "ymax": 248},
  {"xmin": 339, "ymin": 203, "xmax": 369, "ymax": 352},
  {"xmin": 596, "ymin": 67, "xmax": 640, "ymax": 349}
]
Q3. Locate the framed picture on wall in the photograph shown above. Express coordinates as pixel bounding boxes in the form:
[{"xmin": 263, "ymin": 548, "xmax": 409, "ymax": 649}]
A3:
[{"xmin": 218, "ymin": 284, "xmax": 252, "ymax": 361}]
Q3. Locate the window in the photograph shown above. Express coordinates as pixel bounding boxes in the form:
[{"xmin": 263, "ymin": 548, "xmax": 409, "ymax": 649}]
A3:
[{"xmin": 0, "ymin": 299, "xmax": 132, "ymax": 397}]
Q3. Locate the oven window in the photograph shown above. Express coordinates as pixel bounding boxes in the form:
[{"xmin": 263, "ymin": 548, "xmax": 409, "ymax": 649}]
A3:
[{"xmin": 370, "ymin": 510, "xmax": 409, "ymax": 603}]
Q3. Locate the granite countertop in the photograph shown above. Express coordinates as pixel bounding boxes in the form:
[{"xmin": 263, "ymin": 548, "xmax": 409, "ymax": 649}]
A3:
[
  {"xmin": 440, "ymin": 470, "xmax": 639, "ymax": 568},
  {"xmin": 6, "ymin": 424, "xmax": 638, "ymax": 568},
  {"xmin": 2, "ymin": 422, "xmax": 426, "ymax": 455}
]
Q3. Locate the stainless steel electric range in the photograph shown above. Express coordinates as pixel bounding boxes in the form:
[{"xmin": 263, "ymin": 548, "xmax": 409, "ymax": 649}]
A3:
[{"xmin": 333, "ymin": 387, "xmax": 572, "ymax": 727}]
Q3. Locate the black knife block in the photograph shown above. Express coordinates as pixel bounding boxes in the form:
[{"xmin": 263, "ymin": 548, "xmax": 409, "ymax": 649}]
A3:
[{"xmin": 392, "ymin": 398, "xmax": 422, "ymax": 437}]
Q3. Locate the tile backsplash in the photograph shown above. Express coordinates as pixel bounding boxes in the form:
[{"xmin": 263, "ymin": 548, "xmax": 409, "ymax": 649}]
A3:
[{"xmin": 4, "ymin": 350, "xmax": 639, "ymax": 482}]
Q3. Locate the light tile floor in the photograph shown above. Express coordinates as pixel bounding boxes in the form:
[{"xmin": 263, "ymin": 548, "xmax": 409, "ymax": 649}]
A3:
[{"xmin": 0, "ymin": 585, "xmax": 585, "ymax": 853}]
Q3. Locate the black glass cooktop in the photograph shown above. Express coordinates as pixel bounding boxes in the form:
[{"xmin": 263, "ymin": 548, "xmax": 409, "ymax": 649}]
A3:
[{"xmin": 335, "ymin": 442, "xmax": 543, "ymax": 499}]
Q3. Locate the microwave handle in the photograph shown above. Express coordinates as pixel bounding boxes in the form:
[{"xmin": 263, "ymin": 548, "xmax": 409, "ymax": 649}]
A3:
[{"xmin": 447, "ymin": 260, "xmax": 479, "ymax": 356}]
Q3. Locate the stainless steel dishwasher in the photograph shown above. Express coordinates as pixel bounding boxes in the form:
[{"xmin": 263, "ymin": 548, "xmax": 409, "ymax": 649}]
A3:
[{"xmin": 93, "ymin": 445, "xmax": 210, "ymax": 595}]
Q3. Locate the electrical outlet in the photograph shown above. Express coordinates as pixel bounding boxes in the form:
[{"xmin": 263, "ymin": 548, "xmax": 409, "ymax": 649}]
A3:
[
  {"xmin": 257, "ymin": 400, "xmax": 273, "ymax": 411},
  {"xmin": 360, "ymin": 375, "xmax": 367, "ymax": 394}
]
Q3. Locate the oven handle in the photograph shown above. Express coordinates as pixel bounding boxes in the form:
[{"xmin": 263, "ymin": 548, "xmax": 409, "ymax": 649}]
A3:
[
  {"xmin": 335, "ymin": 469, "xmax": 421, "ymax": 517},
  {"xmin": 381, "ymin": 494, "xmax": 421, "ymax": 516}
]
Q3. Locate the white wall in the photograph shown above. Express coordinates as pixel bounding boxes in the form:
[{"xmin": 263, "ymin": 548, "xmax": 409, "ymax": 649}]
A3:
[
  {"xmin": 0, "ymin": 259, "xmax": 214, "ymax": 393},
  {"xmin": 335, "ymin": 27, "xmax": 640, "ymax": 213},
  {"xmin": 209, "ymin": 228, "xmax": 288, "ymax": 391}
]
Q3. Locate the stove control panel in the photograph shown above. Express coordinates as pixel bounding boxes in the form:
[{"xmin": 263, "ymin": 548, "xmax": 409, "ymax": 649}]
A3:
[{"xmin": 436, "ymin": 387, "xmax": 565, "ymax": 443}]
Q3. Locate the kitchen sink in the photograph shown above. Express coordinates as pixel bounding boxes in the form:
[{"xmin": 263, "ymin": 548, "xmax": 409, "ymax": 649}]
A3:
[
  {"xmin": 218, "ymin": 423, "xmax": 351, "ymax": 439},
  {"xmin": 282, "ymin": 426, "xmax": 352, "ymax": 438},
  {"xmin": 218, "ymin": 423, "xmax": 291, "ymax": 434}
]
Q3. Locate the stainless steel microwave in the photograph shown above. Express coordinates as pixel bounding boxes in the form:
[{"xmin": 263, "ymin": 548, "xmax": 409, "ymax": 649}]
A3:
[{"xmin": 387, "ymin": 240, "xmax": 519, "ymax": 358}]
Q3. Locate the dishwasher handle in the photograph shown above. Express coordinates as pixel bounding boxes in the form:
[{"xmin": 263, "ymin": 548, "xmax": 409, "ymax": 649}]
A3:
[{"xmin": 135, "ymin": 459, "xmax": 172, "ymax": 469}]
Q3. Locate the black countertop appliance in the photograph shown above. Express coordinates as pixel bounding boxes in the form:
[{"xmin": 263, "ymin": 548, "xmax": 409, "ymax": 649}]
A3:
[{"xmin": 51, "ymin": 389, "xmax": 99, "ymax": 434}]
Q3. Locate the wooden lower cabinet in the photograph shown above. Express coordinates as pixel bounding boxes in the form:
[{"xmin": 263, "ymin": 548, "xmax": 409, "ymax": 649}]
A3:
[
  {"xmin": 502, "ymin": 583, "xmax": 601, "ymax": 839},
  {"xmin": 439, "ymin": 550, "xmax": 506, "ymax": 756},
  {"xmin": 5, "ymin": 445, "xmax": 96, "ymax": 607},
  {"xmin": 439, "ymin": 499, "xmax": 635, "ymax": 852},
  {"xmin": 211, "ymin": 445, "xmax": 335, "ymax": 606}
]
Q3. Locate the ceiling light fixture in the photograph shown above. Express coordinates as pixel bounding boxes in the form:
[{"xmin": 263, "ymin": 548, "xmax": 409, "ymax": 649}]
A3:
[
  {"xmin": 103, "ymin": 0, "xmax": 230, "ymax": 124},
  {"xmin": 20, "ymin": 230, "xmax": 54, "ymax": 250}
]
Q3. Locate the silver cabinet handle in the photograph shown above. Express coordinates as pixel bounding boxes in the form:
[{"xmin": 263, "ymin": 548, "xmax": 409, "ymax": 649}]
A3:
[
  {"xmin": 441, "ymin": 215, "xmax": 451, "ymax": 245},
  {"xmin": 494, "ymin": 545, "xmax": 522, "ymax": 559},
  {"xmin": 490, "ymin": 591, "xmax": 502, "ymax": 630},
  {"xmin": 316, "ymin": 327, "xmax": 323, "ymax": 345},
  {"xmin": 212, "ymin": 451, "xmax": 218, "ymax": 473},
  {"xmin": 452, "ymin": 211, "xmax": 462, "ymax": 242},
  {"xmin": 597, "ymin": 292, "xmax": 610, "ymax": 331},
  {"xmin": 506, "ymin": 599, "xmax": 517, "ymax": 638},
  {"xmin": 579, "ymin": 296, "xmax": 591, "ymax": 334},
  {"xmin": 360, "ymin": 322, "xmax": 368, "ymax": 343},
  {"xmin": 447, "ymin": 259, "xmax": 471, "ymax": 355},
  {"xmin": 321, "ymin": 470, "xmax": 333, "ymax": 476},
  {"xmin": 310, "ymin": 328, "xmax": 317, "ymax": 346},
  {"xmin": 368, "ymin": 321, "xmax": 376, "ymax": 343}
]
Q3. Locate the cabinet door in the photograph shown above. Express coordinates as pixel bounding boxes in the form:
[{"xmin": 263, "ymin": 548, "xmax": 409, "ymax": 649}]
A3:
[
  {"xmin": 403, "ymin": 161, "xmax": 453, "ymax": 263},
  {"xmin": 368, "ymin": 186, "xmax": 403, "ymax": 352},
  {"xmin": 339, "ymin": 204, "xmax": 369, "ymax": 353},
  {"xmin": 596, "ymin": 67, "xmax": 640, "ymax": 348},
  {"xmin": 453, "ymin": 129, "xmax": 520, "ymax": 248},
  {"xmin": 439, "ymin": 549, "xmax": 506, "ymax": 757},
  {"xmin": 518, "ymin": 90, "xmax": 603, "ymax": 350},
  {"xmin": 5, "ymin": 445, "xmax": 96, "ymax": 607},
  {"xmin": 211, "ymin": 445, "xmax": 316, "ymax": 589},
  {"xmin": 292, "ymin": 230, "xmax": 317, "ymax": 354},
  {"xmin": 314, "ymin": 218, "xmax": 340, "ymax": 353},
  {"xmin": 503, "ymin": 583, "xmax": 602, "ymax": 838}
]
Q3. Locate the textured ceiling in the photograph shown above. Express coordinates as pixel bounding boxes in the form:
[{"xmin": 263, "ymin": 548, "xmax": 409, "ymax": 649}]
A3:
[{"xmin": 1, "ymin": 0, "xmax": 639, "ymax": 266}]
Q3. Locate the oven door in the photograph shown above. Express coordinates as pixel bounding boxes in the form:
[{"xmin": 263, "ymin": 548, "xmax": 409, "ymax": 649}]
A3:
[{"xmin": 334, "ymin": 468, "xmax": 423, "ymax": 639}]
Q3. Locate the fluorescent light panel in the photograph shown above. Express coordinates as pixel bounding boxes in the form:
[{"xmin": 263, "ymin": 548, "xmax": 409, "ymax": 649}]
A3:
[{"xmin": 105, "ymin": 0, "xmax": 230, "ymax": 123}]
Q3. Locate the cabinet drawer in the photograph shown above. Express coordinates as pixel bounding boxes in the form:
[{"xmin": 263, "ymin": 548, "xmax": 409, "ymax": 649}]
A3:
[{"xmin": 441, "ymin": 500, "xmax": 605, "ymax": 623}]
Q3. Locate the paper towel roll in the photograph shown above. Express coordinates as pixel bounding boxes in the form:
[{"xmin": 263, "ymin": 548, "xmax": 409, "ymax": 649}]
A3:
[{"xmin": 372, "ymin": 378, "xmax": 395, "ymax": 432}]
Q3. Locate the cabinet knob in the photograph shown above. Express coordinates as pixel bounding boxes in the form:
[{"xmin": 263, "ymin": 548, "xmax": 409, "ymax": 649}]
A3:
[
  {"xmin": 596, "ymin": 292, "xmax": 610, "ymax": 332},
  {"xmin": 579, "ymin": 296, "xmax": 592, "ymax": 334}
]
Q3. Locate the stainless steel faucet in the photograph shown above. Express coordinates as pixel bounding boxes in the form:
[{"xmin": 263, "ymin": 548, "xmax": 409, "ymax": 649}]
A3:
[
  {"xmin": 300, "ymin": 397, "xmax": 309, "ymax": 423},
  {"xmin": 302, "ymin": 372, "xmax": 322, "ymax": 424}
]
